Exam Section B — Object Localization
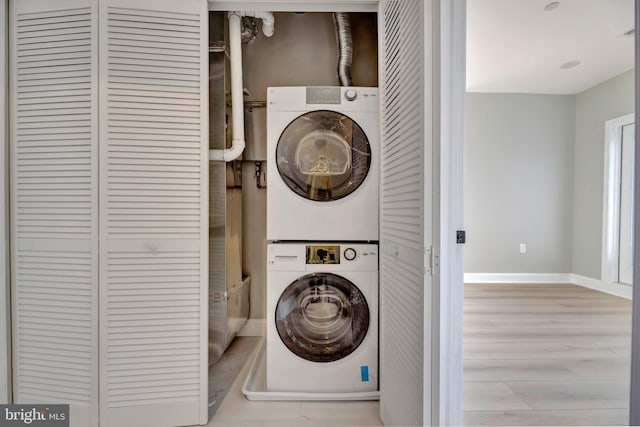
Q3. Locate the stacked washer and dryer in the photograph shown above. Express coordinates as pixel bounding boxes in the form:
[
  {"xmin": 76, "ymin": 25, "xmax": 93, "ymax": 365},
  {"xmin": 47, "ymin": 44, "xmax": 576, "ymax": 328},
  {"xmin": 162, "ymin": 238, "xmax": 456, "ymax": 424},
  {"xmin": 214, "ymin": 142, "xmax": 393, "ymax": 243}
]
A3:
[{"xmin": 266, "ymin": 86, "xmax": 380, "ymax": 395}]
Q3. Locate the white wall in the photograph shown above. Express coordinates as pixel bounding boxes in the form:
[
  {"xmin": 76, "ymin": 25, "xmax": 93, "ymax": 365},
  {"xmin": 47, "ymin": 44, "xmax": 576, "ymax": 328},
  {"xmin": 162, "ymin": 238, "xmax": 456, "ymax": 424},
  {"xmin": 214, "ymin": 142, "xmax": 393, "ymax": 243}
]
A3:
[
  {"xmin": 1, "ymin": 0, "xmax": 11, "ymax": 404},
  {"xmin": 572, "ymin": 69, "xmax": 635, "ymax": 279},
  {"xmin": 464, "ymin": 93, "xmax": 576, "ymax": 274}
]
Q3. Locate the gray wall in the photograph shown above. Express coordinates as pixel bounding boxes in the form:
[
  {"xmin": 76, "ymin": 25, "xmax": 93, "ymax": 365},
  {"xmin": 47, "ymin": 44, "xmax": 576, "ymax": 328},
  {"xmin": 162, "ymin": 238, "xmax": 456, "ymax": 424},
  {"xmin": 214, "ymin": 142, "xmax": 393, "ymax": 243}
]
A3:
[
  {"xmin": 242, "ymin": 12, "xmax": 377, "ymax": 103},
  {"xmin": 465, "ymin": 93, "xmax": 576, "ymax": 273},
  {"xmin": 465, "ymin": 70, "xmax": 635, "ymax": 277},
  {"xmin": 572, "ymin": 69, "xmax": 635, "ymax": 279}
]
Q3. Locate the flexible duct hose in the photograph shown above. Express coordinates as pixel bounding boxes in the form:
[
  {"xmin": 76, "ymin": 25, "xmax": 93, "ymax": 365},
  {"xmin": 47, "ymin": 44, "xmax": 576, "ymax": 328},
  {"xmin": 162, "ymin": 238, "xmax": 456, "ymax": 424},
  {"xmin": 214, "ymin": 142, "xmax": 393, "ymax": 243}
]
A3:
[{"xmin": 333, "ymin": 12, "xmax": 353, "ymax": 86}]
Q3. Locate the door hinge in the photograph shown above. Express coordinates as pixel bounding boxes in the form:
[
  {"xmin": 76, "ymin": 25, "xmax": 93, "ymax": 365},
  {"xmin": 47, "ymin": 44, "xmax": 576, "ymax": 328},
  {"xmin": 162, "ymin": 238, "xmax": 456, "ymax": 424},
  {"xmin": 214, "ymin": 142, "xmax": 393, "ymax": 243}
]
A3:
[{"xmin": 425, "ymin": 246, "xmax": 434, "ymax": 276}]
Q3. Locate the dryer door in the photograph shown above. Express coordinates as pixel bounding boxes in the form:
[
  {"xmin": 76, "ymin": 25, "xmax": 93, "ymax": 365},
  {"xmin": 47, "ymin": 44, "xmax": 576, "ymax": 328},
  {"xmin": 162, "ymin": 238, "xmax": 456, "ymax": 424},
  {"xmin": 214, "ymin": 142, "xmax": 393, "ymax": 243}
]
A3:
[
  {"xmin": 276, "ymin": 110, "xmax": 372, "ymax": 201},
  {"xmin": 275, "ymin": 272, "xmax": 370, "ymax": 362}
]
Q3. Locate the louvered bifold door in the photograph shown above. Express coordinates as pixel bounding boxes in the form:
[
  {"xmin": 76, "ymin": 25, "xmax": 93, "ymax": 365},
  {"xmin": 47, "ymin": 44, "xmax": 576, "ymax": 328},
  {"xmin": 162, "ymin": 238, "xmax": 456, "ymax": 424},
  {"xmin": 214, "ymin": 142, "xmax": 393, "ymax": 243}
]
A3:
[
  {"xmin": 98, "ymin": 0, "xmax": 208, "ymax": 426},
  {"xmin": 9, "ymin": 1, "xmax": 99, "ymax": 426},
  {"xmin": 378, "ymin": 0, "xmax": 432, "ymax": 426}
]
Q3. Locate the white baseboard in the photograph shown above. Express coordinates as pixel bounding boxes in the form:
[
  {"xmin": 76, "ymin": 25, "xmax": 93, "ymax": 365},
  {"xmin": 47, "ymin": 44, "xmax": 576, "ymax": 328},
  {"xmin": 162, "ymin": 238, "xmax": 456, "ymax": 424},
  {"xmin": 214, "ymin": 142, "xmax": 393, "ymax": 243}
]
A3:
[
  {"xmin": 238, "ymin": 318, "xmax": 266, "ymax": 337},
  {"xmin": 570, "ymin": 274, "xmax": 633, "ymax": 300},
  {"xmin": 464, "ymin": 272, "xmax": 633, "ymax": 300},
  {"xmin": 464, "ymin": 273, "xmax": 572, "ymax": 284}
]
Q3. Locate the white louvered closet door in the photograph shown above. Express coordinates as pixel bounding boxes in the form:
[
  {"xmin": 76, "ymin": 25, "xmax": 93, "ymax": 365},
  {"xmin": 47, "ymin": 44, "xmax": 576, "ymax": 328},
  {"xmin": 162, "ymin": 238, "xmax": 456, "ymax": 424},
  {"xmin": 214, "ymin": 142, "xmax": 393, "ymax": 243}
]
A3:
[
  {"xmin": 10, "ymin": 1, "xmax": 99, "ymax": 426},
  {"xmin": 98, "ymin": 0, "xmax": 208, "ymax": 426},
  {"xmin": 378, "ymin": 0, "xmax": 433, "ymax": 426}
]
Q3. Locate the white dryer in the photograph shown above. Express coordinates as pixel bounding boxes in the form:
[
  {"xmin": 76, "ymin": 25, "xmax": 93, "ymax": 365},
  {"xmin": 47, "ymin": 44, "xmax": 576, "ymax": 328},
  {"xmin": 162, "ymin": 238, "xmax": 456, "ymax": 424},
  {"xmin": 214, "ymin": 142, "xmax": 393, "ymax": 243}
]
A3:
[
  {"xmin": 266, "ymin": 243, "xmax": 378, "ymax": 393},
  {"xmin": 267, "ymin": 87, "xmax": 379, "ymax": 241}
]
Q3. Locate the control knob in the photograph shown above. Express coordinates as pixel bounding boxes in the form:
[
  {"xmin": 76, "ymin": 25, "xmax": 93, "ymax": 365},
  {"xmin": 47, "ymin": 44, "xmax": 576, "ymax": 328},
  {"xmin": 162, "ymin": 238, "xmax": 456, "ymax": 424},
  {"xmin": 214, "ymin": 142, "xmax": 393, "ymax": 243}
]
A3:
[
  {"xmin": 344, "ymin": 89, "xmax": 358, "ymax": 101},
  {"xmin": 344, "ymin": 247, "xmax": 357, "ymax": 261}
]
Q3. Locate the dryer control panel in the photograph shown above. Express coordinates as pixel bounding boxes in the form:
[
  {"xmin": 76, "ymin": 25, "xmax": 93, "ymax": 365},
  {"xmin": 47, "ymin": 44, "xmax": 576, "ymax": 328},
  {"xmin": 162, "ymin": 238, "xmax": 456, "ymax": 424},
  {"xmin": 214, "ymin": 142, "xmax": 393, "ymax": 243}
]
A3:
[
  {"xmin": 267, "ymin": 86, "xmax": 379, "ymax": 113},
  {"xmin": 306, "ymin": 87, "xmax": 342, "ymax": 104}
]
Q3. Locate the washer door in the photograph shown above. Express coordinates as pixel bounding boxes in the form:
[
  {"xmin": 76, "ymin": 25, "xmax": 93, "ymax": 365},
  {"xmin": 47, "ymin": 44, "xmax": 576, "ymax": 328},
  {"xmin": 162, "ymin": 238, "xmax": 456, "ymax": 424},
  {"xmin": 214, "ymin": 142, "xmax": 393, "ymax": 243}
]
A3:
[
  {"xmin": 275, "ymin": 273, "xmax": 370, "ymax": 363},
  {"xmin": 276, "ymin": 110, "xmax": 371, "ymax": 201}
]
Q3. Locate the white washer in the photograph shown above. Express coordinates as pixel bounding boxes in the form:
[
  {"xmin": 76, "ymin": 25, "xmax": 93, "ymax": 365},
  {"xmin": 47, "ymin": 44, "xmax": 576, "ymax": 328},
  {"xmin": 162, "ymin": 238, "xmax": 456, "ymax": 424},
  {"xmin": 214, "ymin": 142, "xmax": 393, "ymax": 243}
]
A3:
[
  {"xmin": 267, "ymin": 87, "xmax": 379, "ymax": 241},
  {"xmin": 266, "ymin": 243, "xmax": 378, "ymax": 393}
]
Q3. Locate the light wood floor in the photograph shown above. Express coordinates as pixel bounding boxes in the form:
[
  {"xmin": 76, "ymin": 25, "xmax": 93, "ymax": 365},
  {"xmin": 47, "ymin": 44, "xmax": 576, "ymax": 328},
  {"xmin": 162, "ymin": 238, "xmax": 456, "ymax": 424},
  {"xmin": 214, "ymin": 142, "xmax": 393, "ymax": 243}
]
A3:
[{"xmin": 463, "ymin": 283, "xmax": 633, "ymax": 426}]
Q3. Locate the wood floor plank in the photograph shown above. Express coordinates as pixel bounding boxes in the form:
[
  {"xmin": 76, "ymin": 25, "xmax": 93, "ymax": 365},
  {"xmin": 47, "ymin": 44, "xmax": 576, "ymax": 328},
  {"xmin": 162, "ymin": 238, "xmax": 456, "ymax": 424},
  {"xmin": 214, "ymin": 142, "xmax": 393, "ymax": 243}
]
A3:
[{"xmin": 463, "ymin": 283, "xmax": 632, "ymax": 426}]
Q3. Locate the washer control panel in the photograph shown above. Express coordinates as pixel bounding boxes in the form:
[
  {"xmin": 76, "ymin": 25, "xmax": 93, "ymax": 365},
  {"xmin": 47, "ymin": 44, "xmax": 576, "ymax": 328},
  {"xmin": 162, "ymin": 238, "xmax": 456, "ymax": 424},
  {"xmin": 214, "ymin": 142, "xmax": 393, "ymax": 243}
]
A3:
[{"xmin": 267, "ymin": 243, "xmax": 378, "ymax": 271}]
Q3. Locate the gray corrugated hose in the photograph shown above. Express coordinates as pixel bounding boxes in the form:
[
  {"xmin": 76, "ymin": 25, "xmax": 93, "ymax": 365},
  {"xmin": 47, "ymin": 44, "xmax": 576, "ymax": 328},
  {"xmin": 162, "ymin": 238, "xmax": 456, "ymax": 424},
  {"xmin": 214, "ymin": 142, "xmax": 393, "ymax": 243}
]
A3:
[{"xmin": 333, "ymin": 12, "xmax": 353, "ymax": 86}]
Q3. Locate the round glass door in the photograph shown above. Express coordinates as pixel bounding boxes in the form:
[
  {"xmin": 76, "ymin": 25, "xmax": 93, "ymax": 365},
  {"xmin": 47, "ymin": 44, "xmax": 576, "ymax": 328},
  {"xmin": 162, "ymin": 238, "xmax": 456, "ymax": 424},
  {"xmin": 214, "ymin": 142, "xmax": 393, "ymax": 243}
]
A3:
[
  {"xmin": 276, "ymin": 110, "xmax": 371, "ymax": 202},
  {"xmin": 275, "ymin": 273, "xmax": 370, "ymax": 363}
]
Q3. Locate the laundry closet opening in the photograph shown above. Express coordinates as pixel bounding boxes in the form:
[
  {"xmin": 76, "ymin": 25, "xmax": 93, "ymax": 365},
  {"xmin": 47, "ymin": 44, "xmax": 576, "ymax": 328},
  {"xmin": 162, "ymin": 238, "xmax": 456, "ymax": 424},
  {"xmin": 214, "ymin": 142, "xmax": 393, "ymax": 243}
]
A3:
[{"xmin": 206, "ymin": 8, "xmax": 379, "ymax": 415}]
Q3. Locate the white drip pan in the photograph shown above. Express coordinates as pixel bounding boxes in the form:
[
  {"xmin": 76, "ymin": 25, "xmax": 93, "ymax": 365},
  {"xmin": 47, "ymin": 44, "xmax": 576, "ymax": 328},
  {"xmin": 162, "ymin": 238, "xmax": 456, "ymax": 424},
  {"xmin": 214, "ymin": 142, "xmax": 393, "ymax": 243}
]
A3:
[{"xmin": 241, "ymin": 338, "xmax": 380, "ymax": 401}]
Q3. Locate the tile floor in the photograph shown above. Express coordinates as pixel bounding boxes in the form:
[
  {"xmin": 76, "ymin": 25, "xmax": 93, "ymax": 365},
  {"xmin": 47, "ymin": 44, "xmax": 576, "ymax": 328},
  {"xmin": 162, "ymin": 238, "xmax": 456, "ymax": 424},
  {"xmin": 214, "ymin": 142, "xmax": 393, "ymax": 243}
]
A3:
[
  {"xmin": 203, "ymin": 337, "xmax": 383, "ymax": 427},
  {"xmin": 463, "ymin": 283, "xmax": 633, "ymax": 426},
  {"xmin": 208, "ymin": 336, "xmax": 260, "ymax": 418}
]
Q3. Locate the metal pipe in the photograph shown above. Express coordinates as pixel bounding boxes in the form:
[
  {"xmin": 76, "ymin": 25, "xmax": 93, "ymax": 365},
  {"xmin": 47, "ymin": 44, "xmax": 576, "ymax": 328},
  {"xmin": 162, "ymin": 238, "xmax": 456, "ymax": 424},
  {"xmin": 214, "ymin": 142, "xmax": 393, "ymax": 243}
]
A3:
[
  {"xmin": 246, "ymin": 11, "xmax": 275, "ymax": 37},
  {"xmin": 209, "ymin": 11, "xmax": 274, "ymax": 162}
]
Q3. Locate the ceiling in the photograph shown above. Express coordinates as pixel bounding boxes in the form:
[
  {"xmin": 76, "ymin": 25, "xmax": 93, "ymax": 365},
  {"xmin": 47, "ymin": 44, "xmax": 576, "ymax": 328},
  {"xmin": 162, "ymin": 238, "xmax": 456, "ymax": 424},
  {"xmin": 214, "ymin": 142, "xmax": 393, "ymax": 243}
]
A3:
[{"xmin": 466, "ymin": 0, "xmax": 635, "ymax": 94}]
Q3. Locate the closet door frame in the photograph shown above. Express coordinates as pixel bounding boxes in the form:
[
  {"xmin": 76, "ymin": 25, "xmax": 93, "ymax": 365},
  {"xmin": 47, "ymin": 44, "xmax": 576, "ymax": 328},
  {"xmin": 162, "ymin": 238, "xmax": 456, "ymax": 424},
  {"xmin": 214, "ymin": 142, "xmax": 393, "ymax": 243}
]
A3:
[
  {"xmin": 207, "ymin": 1, "xmax": 466, "ymax": 424},
  {"xmin": 1, "ymin": 0, "xmax": 10, "ymax": 404},
  {"xmin": 630, "ymin": 2, "xmax": 640, "ymax": 424}
]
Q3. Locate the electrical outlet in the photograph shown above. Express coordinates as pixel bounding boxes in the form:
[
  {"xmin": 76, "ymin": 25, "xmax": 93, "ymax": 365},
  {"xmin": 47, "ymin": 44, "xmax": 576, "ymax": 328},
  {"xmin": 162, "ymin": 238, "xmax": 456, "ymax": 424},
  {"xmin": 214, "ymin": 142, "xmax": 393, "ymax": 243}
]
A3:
[{"xmin": 519, "ymin": 243, "xmax": 526, "ymax": 253}]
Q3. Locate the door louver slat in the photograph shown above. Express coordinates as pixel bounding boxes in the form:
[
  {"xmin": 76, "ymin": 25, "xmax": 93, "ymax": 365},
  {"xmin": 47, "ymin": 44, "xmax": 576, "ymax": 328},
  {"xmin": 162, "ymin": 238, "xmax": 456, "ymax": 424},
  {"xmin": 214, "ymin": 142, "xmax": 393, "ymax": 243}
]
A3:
[
  {"xmin": 105, "ymin": 4, "xmax": 203, "ymax": 237},
  {"xmin": 13, "ymin": 0, "xmax": 207, "ymax": 425},
  {"xmin": 99, "ymin": 1, "xmax": 207, "ymax": 425},
  {"xmin": 11, "ymin": 2, "xmax": 99, "ymax": 426},
  {"xmin": 379, "ymin": 1, "xmax": 427, "ymax": 426}
]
